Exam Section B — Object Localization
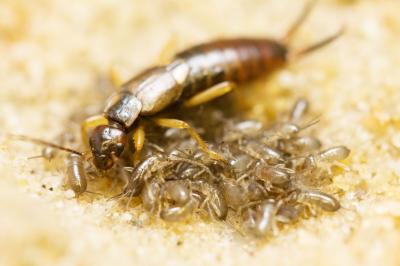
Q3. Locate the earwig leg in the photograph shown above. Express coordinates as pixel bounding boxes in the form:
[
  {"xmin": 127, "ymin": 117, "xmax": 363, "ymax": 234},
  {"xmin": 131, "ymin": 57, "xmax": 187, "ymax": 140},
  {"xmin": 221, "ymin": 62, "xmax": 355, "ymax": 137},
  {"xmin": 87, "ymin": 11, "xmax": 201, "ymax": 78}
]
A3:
[
  {"xmin": 152, "ymin": 118, "xmax": 226, "ymax": 161},
  {"xmin": 132, "ymin": 122, "xmax": 146, "ymax": 165},
  {"xmin": 282, "ymin": 0, "xmax": 317, "ymax": 43},
  {"xmin": 156, "ymin": 36, "xmax": 178, "ymax": 65},
  {"xmin": 109, "ymin": 64, "xmax": 126, "ymax": 88},
  {"xmin": 80, "ymin": 115, "xmax": 108, "ymax": 149},
  {"xmin": 331, "ymin": 161, "xmax": 350, "ymax": 172},
  {"xmin": 183, "ymin": 81, "xmax": 236, "ymax": 108}
]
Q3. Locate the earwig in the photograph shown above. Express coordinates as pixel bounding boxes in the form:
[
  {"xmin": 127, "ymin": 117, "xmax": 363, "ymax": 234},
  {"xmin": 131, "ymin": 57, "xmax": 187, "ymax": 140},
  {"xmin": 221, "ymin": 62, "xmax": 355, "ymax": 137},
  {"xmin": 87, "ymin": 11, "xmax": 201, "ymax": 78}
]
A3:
[
  {"xmin": 83, "ymin": 1, "xmax": 344, "ymax": 171},
  {"xmin": 220, "ymin": 177, "xmax": 269, "ymax": 210},
  {"xmin": 8, "ymin": 134, "xmax": 94, "ymax": 196},
  {"xmin": 275, "ymin": 204, "xmax": 303, "ymax": 224},
  {"xmin": 245, "ymin": 180, "xmax": 268, "ymax": 202},
  {"xmin": 318, "ymin": 146, "xmax": 351, "ymax": 162},
  {"xmin": 168, "ymin": 153, "xmax": 219, "ymax": 181},
  {"xmin": 237, "ymin": 141, "xmax": 284, "ymax": 164},
  {"xmin": 7, "ymin": 1, "xmax": 349, "ymax": 236},
  {"xmin": 279, "ymin": 136, "xmax": 322, "ymax": 154},
  {"xmin": 265, "ymin": 118, "xmax": 320, "ymax": 142},
  {"xmin": 229, "ymin": 154, "xmax": 254, "ymax": 173},
  {"xmin": 234, "ymin": 120, "xmax": 263, "ymax": 134},
  {"xmin": 179, "ymin": 166, "xmax": 201, "ymax": 180},
  {"xmin": 161, "ymin": 180, "xmax": 191, "ymax": 206},
  {"xmin": 222, "ymin": 120, "xmax": 264, "ymax": 142},
  {"xmin": 303, "ymin": 145, "xmax": 350, "ymax": 169},
  {"xmin": 256, "ymin": 166, "xmax": 292, "ymax": 188},
  {"xmin": 122, "ymin": 154, "xmax": 163, "ymax": 196},
  {"xmin": 191, "ymin": 179, "xmax": 228, "ymax": 220},
  {"xmin": 288, "ymin": 189, "xmax": 340, "ymax": 212},
  {"xmin": 159, "ymin": 180, "xmax": 195, "ymax": 221},
  {"xmin": 66, "ymin": 154, "xmax": 88, "ymax": 196},
  {"xmin": 243, "ymin": 200, "xmax": 279, "ymax": 237}
]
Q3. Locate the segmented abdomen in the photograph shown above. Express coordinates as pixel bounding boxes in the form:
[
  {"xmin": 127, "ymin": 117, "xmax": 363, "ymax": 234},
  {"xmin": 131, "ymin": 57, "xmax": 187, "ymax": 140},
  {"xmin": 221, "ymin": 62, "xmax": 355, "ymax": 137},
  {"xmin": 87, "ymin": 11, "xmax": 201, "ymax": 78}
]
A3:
[{"xmin": 174, "ymin": 38, "xmax": 288, "ymax": 98}]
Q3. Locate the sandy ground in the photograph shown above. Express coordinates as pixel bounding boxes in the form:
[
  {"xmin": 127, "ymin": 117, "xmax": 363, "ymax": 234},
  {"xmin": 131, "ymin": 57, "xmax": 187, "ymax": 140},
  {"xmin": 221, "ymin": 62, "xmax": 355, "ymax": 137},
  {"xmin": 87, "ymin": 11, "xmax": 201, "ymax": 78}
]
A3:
[{"xmin": 1, "ymin": 0, "xmax": 400, "ymax": 265}]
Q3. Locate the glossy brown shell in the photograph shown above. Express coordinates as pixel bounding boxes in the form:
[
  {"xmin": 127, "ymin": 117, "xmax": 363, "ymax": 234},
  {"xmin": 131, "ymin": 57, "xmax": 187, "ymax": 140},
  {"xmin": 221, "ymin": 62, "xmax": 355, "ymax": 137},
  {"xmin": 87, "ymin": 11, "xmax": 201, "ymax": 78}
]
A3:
[{"xmin": 174, "ymin": 38, "xmax": 288, "ymax": 98}]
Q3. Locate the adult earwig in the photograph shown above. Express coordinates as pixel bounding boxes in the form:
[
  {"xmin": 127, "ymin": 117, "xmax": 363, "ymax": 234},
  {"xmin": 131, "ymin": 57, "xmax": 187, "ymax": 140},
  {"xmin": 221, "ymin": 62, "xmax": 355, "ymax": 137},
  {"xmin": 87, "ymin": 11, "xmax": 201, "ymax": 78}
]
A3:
[{"xmin": 82, "ymin": 1, "xmax": 344, "ymax": 170}]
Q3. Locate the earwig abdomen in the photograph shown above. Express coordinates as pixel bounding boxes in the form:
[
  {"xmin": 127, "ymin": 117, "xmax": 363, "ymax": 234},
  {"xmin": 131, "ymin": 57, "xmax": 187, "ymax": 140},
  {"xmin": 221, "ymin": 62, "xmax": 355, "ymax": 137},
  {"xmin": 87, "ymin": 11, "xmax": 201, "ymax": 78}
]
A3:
[
  {"xmin": 175, "ymin": 39, "xmax": 287, "ymax": 98},
  {"xmin": 243, "ymin": 200, "xmax": 278, "ymax": 237},
  {"xmin": 66, "ymin": 154, "xmax": 87, "ymax": 196},
  {"xmin": 318, "ymin": 146, "xmax": 350, "ymax": 162},
  {"xmin": 162, "ymin": 181, "xmax": 190, "ymax": 206},
  {"xmin": 291, "ymin": 189, "xmax": 340, "ymax": 212},
  {"xmin": 160, "ymin": 199, "xmax": 198, "ymax": 222}
]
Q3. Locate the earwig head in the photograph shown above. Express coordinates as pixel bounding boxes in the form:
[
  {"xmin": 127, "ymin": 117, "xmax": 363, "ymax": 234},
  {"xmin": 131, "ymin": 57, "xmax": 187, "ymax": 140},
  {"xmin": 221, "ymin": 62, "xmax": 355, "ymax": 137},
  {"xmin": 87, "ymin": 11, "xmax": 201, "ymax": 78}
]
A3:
[{"xmin": 89, "ymin": 125, "xmax": 127, "ymax": 170}]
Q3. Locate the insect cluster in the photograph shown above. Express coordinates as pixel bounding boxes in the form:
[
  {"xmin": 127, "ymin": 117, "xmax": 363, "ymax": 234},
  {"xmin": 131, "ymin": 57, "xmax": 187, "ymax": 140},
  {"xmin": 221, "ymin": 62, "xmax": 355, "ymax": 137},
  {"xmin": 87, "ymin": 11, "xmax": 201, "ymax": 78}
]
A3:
[
  {"xmin": 97, "ymin": 98, "xmax": 350, "ymax": 237},
  {"xmin": 8, "ymin": 1, "xmax": 349, "ymax": 238}
]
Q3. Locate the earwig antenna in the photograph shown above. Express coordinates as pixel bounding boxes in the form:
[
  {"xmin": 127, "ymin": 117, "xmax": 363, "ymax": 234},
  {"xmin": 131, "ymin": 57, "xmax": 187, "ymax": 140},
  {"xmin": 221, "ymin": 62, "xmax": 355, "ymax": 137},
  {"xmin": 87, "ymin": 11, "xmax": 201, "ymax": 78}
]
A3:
[
  {"xmin": 300, "ymin": 117, "xmax": 320, "ymax": 130},
  {"xmin": 27, "ymin": 155, "xmax": 46, "ymax": 160},
  {"xmin": 107, "ymin": 192, "xmax": 126, "ymax": 201},
  {"xmin": 85, "ymin": 190, "xmax": 104, "ymax": 196},
  {"xmin": 9, "ymin": 134, "xmax": 84, "ymax": 156},
  {"xmin": 282, "ymin": 0, "xmax": 317, "ymax": 44},
  {"xmin": 291, "ymin": 26, "xmax": 345, "ymax": 60}
]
